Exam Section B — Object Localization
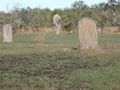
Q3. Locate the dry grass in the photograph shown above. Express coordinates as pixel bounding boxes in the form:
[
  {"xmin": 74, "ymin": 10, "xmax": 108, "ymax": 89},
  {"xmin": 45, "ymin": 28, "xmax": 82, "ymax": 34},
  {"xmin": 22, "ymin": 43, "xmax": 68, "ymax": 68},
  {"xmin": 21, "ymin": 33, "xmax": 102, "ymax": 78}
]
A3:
[{"xmin": 102, "ymin": 26, "xmax": 120, "ymax": 33}]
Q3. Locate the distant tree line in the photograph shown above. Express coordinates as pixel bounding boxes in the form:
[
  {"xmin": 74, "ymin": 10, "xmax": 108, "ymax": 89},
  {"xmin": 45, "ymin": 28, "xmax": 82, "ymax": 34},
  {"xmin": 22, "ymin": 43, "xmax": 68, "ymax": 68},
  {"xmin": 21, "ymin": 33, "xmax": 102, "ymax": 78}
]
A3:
[{"xmin": 0, "ymin": 0, "xmax": 120, "ymax": 32}]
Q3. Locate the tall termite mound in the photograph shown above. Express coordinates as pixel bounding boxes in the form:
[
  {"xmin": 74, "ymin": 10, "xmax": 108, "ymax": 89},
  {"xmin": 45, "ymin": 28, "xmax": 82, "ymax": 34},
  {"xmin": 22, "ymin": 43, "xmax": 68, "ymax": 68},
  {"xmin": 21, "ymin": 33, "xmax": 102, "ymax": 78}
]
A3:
[
  {"xmin": 3, "ymin": 24, "xmax": 13, "ymax": 43},
  {"xmin": 78, "ymin": 18, "xmax": 98, "ymax": 49}
]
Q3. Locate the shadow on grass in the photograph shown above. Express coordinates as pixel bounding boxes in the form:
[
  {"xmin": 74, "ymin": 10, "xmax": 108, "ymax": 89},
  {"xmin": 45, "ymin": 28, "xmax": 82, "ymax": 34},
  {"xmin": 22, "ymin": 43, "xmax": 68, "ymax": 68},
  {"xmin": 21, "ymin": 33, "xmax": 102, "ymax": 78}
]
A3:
[{"xmin": 0, "ymin": 52, "xmax": 114, "ymax": 79}]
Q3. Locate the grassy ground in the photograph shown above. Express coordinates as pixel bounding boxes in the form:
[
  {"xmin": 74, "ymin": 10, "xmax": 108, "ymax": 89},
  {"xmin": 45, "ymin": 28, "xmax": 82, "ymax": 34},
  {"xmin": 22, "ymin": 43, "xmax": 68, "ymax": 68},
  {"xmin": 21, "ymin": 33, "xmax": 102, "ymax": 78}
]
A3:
[{"xmin": 0, "ymin": 32, "xmax": 120, "ymax": 90}]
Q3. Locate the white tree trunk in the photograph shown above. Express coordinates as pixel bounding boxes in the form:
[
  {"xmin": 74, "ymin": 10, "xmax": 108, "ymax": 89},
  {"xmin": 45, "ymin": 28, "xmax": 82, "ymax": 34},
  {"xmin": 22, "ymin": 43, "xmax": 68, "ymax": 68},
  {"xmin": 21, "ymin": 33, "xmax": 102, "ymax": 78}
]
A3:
[{"xmin": 53, "ymin": 14, "xmax": 62, "ymax": 35}]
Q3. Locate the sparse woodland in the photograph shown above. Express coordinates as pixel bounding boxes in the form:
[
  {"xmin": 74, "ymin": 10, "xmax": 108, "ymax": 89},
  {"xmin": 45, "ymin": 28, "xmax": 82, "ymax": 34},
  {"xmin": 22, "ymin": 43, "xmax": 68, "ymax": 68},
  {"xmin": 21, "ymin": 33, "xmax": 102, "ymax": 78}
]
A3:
[{"xmin": 0, "ymin": 0, "xmax": 120, "ymax": 32}]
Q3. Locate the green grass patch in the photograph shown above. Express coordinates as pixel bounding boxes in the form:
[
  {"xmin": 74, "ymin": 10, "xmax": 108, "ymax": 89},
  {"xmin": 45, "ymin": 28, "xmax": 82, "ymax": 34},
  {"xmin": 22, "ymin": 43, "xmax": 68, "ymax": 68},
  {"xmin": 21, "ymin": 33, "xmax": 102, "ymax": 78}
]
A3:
[{"xmin": 0, "ymin": 32, "xmax": 120, "ymax": 90}]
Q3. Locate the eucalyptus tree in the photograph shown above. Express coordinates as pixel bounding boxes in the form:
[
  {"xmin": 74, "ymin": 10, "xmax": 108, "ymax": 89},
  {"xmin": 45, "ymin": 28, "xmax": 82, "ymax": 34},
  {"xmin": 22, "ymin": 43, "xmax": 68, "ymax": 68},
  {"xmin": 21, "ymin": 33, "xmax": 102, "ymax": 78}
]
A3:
[{"xmin": 104, "ymin": 0, "xmax": 119, "ymax": 25}]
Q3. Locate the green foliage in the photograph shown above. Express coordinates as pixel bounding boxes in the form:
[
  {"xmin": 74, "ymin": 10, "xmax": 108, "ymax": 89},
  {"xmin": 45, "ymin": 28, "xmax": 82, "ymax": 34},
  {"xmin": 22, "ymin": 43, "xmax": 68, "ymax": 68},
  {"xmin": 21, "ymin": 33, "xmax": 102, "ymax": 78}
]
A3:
[{"xmin": 0, "ymin": 0, "xmax": 120, "ymax": 32}]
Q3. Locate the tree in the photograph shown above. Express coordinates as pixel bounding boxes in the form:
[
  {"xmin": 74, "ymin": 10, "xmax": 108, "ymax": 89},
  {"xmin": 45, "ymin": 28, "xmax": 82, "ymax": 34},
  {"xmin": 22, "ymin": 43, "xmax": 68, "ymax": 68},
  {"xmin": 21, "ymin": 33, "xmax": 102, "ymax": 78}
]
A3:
[{"xmin": 104, "ymin": 0, "xmax": 119, "ymax": 25}]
